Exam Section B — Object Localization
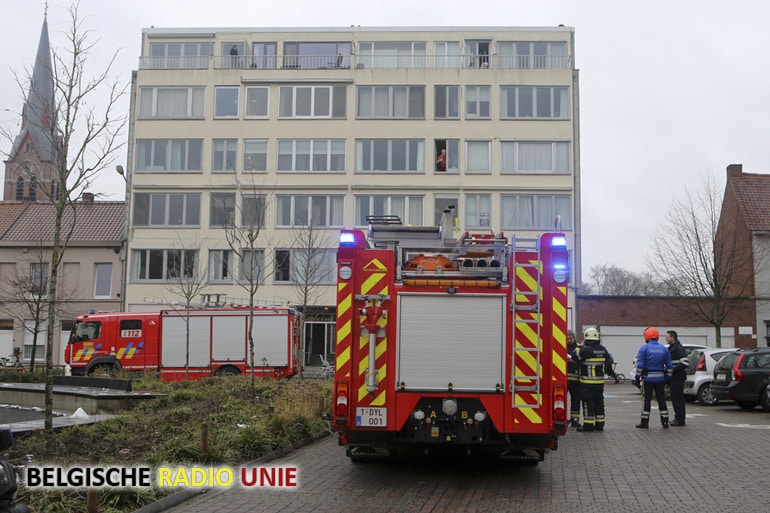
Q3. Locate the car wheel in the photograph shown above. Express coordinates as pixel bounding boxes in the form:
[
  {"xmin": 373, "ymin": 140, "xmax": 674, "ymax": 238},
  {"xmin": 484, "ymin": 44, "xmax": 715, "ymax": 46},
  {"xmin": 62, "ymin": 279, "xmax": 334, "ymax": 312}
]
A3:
[
  {"xmin": 736, "ymin": 400, "xmax": 758, "ymax": 410},
  {"xmin": 760, "ymin": 386, "xmax": 770, "ymax": 412},
  {"xmin": 697, "ymin": 383, "xmax": 719, "ymax": 406}
]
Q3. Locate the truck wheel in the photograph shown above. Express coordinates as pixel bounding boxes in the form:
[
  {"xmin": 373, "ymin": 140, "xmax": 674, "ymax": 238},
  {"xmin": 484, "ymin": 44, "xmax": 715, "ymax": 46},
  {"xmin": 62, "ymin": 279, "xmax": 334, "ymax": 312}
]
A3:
[
  {"xmin": 215, "ymin": 365, "xmax": 241, "ymax": 377},
  {"xmin": 88, "ymin": 364, "xmax": 116, "ymax": 377}
]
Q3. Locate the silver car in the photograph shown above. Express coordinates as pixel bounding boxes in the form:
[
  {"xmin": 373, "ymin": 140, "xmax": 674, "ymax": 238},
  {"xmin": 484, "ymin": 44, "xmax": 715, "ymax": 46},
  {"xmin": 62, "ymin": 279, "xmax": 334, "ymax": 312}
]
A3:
[
  {"xmin": 631, "ymin": 344, "xmax": 710, "ymax": 383},
  {"xmin": 684, "ymin": 348, "xmax": 734, "ymax": 405}
]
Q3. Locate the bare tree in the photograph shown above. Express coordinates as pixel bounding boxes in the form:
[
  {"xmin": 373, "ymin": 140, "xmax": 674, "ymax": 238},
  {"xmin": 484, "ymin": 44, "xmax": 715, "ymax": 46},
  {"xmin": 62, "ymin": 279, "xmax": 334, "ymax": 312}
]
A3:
[
  {"xmin": 2, "ymin": 3, "xmax": 127, "ymax": 442},
  {"xmin": 583, "ymin": 264, "xmax": 671, "ymax": 296},
  {"xmin": 647, "ymin": 173, "xmax": 761, "ymax": 347}
]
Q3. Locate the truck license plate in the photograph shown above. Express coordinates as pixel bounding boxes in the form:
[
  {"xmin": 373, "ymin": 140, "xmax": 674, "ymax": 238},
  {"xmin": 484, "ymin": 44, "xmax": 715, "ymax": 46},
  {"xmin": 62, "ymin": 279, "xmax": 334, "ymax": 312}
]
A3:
[
  {"xmin": 355, "ymin": 407, "xmax": 387, "ymax": 427},
  {"xmin": 716, "ymin": 373, "xmax": 726, "ymax": 381}
]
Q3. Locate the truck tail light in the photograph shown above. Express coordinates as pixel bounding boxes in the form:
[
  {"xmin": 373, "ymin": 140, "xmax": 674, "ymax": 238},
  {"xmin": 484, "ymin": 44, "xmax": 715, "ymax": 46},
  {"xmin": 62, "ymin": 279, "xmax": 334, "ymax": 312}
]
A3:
[
  {"xmin": 733, "ymin": 354, "xmax": 745, "ymax": 381},
  {"xmin": 553, "ymin": 383, "xmax": 566, "ymax": 422},
  {"xmin": 335, "ymin": 380, "xmax": 349, "ymax": 417}
]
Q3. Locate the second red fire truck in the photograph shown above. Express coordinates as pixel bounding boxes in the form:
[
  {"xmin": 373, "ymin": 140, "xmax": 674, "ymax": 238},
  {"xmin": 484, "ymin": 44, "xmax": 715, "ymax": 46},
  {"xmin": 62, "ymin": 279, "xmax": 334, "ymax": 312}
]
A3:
[{"xmin": 332, "ymin": 215, "xmax": 570, "ymax": 463}]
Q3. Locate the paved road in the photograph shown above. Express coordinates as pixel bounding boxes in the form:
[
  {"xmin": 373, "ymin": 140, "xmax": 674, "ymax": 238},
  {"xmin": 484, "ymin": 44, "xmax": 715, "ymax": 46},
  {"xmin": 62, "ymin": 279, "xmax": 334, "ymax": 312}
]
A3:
[{"xmin": 161, "ymin": 384, "xmax": 768, "ymax": 513}]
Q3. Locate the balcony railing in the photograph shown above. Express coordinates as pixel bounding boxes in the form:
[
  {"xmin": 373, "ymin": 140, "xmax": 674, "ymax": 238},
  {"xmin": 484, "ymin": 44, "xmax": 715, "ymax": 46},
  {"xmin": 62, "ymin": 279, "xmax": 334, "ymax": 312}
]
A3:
[{"xmin": 138, "ymin": 53, "xmax": 572, "ymax": 71}]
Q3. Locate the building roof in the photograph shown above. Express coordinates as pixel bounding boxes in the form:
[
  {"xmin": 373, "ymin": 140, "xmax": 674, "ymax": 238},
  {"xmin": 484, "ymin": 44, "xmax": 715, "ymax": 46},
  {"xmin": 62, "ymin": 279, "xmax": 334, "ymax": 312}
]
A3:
[
  {"xmin": 729, "ymin": 171, "xmax": 770, "ymax": 232},
  {"xmin": 0, "ymin": 201, "xmax": 125, "ymax": 243}
]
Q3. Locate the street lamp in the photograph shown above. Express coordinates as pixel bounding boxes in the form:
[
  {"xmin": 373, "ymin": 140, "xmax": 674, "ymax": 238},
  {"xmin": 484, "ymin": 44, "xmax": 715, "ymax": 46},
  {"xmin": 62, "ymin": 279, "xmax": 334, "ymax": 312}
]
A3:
[{"xmin": 115, "ymin": 164, "xmax": 126, "ymax": 182}]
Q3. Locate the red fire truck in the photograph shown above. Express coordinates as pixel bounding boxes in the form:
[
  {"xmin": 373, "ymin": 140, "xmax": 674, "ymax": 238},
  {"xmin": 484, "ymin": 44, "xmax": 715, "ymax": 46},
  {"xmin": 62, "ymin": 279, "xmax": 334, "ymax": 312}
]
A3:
[
  {"xmin": 332, "ymin": 217, "xmax": 570, "ymax": 463},
  {"xmin": 65, "ymin": 306, "xmax": 301, "ymax": 382}
]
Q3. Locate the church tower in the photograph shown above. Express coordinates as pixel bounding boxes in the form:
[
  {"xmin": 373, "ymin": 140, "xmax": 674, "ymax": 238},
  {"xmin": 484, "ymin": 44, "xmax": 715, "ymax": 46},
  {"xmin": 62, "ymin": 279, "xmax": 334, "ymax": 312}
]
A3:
[{"xmin": 3, "ymin": 13, "xmax": 59, "ymax": 202}]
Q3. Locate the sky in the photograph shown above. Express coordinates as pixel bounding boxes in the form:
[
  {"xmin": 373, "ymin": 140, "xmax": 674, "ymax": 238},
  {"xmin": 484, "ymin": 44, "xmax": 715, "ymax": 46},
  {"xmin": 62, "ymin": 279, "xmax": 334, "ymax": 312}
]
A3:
[{"xmin": 3, "ymin": 0, "xmax": 770, "ymax": 279}]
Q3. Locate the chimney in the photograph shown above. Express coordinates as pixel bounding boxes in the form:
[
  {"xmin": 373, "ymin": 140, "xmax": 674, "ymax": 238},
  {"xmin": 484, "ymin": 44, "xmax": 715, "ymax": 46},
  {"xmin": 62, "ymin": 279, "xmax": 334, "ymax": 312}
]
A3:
[
  {"xmin": 727, "ymin": 163, "xmax": 743, "ymax": 179},
  {"xmin": 82, "ymin": 192, "xmax": 95, "ymax": 203}
]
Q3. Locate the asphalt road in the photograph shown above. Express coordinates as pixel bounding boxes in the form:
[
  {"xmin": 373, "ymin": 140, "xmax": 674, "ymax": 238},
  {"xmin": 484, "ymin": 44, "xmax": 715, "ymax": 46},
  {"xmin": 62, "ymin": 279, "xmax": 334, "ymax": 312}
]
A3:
[{"xmin": 157, "ymin": 384, "xmax": 770, "ymax": 513}]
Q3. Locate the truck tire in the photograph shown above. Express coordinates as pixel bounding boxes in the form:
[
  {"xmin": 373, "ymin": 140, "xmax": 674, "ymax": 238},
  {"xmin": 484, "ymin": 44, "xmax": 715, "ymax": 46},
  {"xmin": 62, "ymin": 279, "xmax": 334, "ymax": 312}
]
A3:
[
  {"xmin": 215, "ymin": 365, "xmax": 241, "ymax": 377},
  {"xmin": 88, "ymin": 364, "xmax": 116, "ymax": 378}
]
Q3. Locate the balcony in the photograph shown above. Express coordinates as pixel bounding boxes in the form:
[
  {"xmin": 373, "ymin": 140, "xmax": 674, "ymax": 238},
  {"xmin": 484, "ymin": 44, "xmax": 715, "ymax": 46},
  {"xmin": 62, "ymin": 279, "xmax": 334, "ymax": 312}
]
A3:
[{"xmin": 138, "ymin": 53, "xmax": 572, "ymax": 71}]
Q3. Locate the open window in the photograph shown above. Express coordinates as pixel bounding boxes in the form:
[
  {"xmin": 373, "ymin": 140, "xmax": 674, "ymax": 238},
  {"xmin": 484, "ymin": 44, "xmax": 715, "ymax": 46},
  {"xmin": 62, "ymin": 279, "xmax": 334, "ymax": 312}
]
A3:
[{"xmin": 434, "ymin": 139, "xmax": 459, "ymax": 173}]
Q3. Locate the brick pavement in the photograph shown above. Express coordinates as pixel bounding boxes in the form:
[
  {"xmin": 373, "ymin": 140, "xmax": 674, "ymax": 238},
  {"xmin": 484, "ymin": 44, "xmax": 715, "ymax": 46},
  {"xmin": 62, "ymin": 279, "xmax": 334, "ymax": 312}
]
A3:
[{"xmin": 151, "ymin": 384, "xmax": 770, "ymax": 513}]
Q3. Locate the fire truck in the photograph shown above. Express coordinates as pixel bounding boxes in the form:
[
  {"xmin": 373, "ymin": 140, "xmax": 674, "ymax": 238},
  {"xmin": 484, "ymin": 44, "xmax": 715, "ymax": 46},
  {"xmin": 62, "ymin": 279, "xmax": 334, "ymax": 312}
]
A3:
[
  {"xmin": 332, "ymin": 215, "xmax": 570, "ymax": 463},
  {"xmin": 65, "ymin": 306, "xmax": 301, "ymax": 382}
]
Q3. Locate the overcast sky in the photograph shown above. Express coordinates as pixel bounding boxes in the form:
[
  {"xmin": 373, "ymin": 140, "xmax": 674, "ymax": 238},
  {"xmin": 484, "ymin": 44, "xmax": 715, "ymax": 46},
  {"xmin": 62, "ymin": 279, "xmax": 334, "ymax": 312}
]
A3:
[{"xmin": 3, "ymin": 0, "xmax": 770, "ymax": 278}]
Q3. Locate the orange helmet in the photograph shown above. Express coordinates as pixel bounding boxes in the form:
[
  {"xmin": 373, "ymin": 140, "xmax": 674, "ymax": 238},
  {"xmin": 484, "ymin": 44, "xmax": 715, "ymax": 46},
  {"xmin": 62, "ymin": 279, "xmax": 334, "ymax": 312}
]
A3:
[{"xmin": 644, "ymin": 327, "xmax": 659, "ymax": 341}]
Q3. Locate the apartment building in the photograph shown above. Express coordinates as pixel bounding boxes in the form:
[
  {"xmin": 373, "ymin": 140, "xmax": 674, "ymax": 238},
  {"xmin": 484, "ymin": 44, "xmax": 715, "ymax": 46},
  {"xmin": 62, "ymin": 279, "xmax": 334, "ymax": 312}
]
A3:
[{"xmin": 126, "ymin": 26, "xmax": 581, "ymax": 362}]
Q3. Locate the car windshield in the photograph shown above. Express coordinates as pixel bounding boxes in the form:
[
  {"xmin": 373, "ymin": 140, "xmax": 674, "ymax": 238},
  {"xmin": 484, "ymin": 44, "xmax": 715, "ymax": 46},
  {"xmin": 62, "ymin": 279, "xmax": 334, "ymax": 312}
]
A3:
[
  {"xmin": 71, "ymin": 321, "xmax": 101, "ymax": 342},
  {"xmin": 714, "ymin": 352, "xmax": 739, "ymax": 371}
]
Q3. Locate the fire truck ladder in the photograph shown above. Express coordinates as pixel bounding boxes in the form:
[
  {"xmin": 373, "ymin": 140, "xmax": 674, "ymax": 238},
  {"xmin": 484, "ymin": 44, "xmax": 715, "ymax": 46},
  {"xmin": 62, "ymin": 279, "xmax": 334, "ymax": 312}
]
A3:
[{"xmin": 510, "ymin": 237, "xmax": 542, "ymax": 407}]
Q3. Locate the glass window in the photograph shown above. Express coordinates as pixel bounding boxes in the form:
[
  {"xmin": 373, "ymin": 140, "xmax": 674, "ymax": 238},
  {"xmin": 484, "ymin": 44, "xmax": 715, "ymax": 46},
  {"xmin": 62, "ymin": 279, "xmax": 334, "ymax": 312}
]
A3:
[
  {"xmin": 282, "ymin": 42, "xmax": 351, "ymax": 69},
  {"xmin": 212, "ymin": 139, "xmax": 237, "ymax": 172},
  {"xmin": 501, "ymin": 195, "xmax": 572, "ymax": 229},
  {"xmin": 94, "ymin": 263, "xmax": 112, "ymax": 298},
  {"xmin": 434, "ymin": 42, "xmax": 461, "ymax": 69},
  {"xmin": 245, "ymin": 87, "xmax": 268, "ymax": 117},
  {"xmin": 355, "ymin": 195, "xmax": 423, "ymax": 226},
  {"xmin": 279, "ymin": 86, "xmax": 346, "ymax": 118},
  {"xmin": 132, "ymin": 193, "xmax": 201, "ymax": 227},
  {"xmin": 435, "ymin": 85, "xmax": 459, "ymax": 119},
  {"xmin": 500, "ymin": 86, "xmax": 569, "ymax": 119},
  {"xmin": 501, "ymin": 141, "xmax": 570, "ymax": 174},
  {"xmin": 139, "ymin": 87, "xmax": 204, "ymax": 119},
  {"xmin": 275, "ymin": 195, "xmax": 344, "ymax": 227},
  {"xmin": 136, "ymin": 140, "xmax": 202, "ymax": 172},
  {"xmin": 208, "ymin": 249, "xmax": 232, "ymax": 282},
  {"xmin": 434, "ymin": 139, "xmax": 459, "ymax": 173},
  {"xmin": 355, "ymin": 140, "xmax": 424, "ymax": 172},
  {"xmin": 434, "ymin": 197, "xmax": 459, "ymax": 226},
  {"xmin": 465, "ymin": 194, "xmax": 491, "ymax": 228},
  {"xmin": 358, "ymin": 41, "xmax": 426, "ymax": 68},
  {"xmin": 132, "ymin": 249, "xmax": 198, "ymax": 281},
  {"xmin": 215, "ymin": 87, "xmax": 239, "ymax": 118},
  {"xmin": 357, "ymin": 86, "xmax": 425, "ymax": 119},
  {"xmin": 238, "ymin": 249, "xmax": 264, "ymax": 284},
  {"xmin": 210, "ymin": 192, "xmax": 235, "ymax": 227},
  {"xmin": 243, "ymin": 140, "xmax": 267, "ymax": 172},
  {"xmin": 466, "ymin": 141, "xmax": 490, "ymax": 173},
  {"xmin": 242, "ymin": 194, "xmax": 266, "ymax": 228},
  {"xmin": 498, "ymin": 42, "xmax": 567, "ymax": 69},
  {"xmin": 251, "ymin": 42, "xmax": 277, "ymax": 69},
  {"xmin": 466, "ymin": 86, "xmax": 490, "ymax": 119},
  {"xmin": 31, "ymin": 262, "xmax": 49, "ymax": 295}
]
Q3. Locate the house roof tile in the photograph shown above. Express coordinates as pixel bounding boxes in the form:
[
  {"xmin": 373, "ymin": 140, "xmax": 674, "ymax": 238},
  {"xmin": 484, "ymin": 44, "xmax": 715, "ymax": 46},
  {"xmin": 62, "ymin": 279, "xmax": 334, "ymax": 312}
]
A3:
[
  {"xmin": 730, "ymin": 173, "xmax": 770, "ymax": 231},
  {"xmin": 0, "ymin": 201, "xmax": 125, "ymax": 242}
]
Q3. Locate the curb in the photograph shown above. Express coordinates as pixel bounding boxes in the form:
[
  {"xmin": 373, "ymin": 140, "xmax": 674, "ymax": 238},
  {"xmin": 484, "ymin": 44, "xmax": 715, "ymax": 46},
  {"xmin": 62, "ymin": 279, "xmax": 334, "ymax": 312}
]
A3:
[{"xmin": 131, "ymin": 430, "xmax": 332, "ymax": 513}]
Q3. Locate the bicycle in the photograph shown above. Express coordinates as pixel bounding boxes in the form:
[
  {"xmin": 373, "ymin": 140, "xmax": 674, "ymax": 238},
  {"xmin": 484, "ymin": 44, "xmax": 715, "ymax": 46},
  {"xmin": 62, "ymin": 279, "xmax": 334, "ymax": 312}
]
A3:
[
  {"xmin": 0, "ymin": 348, "xmax": 23, "ymax": 368},
  {"xmin": 317, "ymin": 355, "xmax": 335, "ymax": 379},
  {"xmin": 607, "ymin": 362, "xmax": 626, "ymax": 384}
]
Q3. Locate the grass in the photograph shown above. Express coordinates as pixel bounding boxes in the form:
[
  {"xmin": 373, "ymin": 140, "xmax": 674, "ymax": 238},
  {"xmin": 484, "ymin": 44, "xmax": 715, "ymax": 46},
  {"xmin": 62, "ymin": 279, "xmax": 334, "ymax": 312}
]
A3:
[{"xmin": 5, "ymin": 375, "xmax": 333, "ymax": 513}]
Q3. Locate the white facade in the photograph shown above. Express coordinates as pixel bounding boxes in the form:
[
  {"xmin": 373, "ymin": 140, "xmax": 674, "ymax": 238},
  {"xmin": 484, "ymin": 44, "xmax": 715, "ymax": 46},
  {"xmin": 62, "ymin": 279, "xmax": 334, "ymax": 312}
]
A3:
[{"xmin": 124, "ymin": 26, "xmax": 581, "ymax": 317}]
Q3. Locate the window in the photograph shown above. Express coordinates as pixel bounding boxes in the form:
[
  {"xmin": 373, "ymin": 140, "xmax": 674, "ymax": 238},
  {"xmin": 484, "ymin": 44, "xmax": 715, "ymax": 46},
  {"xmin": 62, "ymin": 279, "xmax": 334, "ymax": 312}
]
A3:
[
  {"xmin": 465, "ymin": 86, "xmax": 490, "ymax": 119},
  {"xmin": 434, "ymin": 140, "xmax": 459, "ymax": 173},
  {"xmin": 359, "ymin": 41, "xmax": 426, "ymax": 68},
  {"xmin": 276, "ymin": 195, "xmax": 344, "ymax": 227},
  {"xmin": 282, "ymin": 42, "xmax": 351, "ymax": 69},
  {"xmin": 132, "ymin": 193, "xmax": 201, "ymax": 227},
  {"xmin": 357, "ymin": 86, "xmax": 425, "ymax": 118},
  {"xmin": 252, "ymin": 42, "xmax": 277, "ymax": 69},
  {"xmin": 356, "ymin": 140, "xmax": 424, "ymax": 172},
  {"xmin": 93, "ymin": 263, "xmax": 112, "ymax": 298},
  {"xmin": 243, "ymin": 140, "xmax": 267, "ymax": 172},
  {"xmin": 355, "ymin": 195, "xmax": 423, "ymax": 226},
  {"xmin": 139, "ymin": 87, "xmax": 204, "ymax": 119},
  {"xmin": 23, "ymin": 320, "xmax": 46, "ymax": 361},
  {"xmin": 434, "ymin": 197, "xmax": 459, "ymax": 226},
  {"xmin": 501, "ymin": 195, "xmax": 572, "ymax": 229},
  {"xmin": 214, "ymin": 87, "xmax": 239, "ymax": 118},
  {"xmin": 273, "ymin": 249, "xmax": 336, "ymax": 284},
  {"xmin": 498, "ymin": 42, "xmax": 568, "ymax": 69},
  {"xmin": 149, "ymin": 42, "xmax": 212, "ymax": 69},
  {"xmin": 465, "ymin": 194, "xmax": 491, "ymax": 228},
  {"xmin": 466, "ymin": 141, "xmax": 490, "ymax": 173},
  {"xmin": 132, "ymin": 249, "xmax": 198, "ymax": 281},
  {"xmin": 500, "ymin": 86, "xmax": 569, "ymax": 119},
  {"xmin": 278, "ymin": 86, "xmax": 346, "ymax": 118},
  {"xmin": 210, "ymin": 193, "xmax": 235, "ymax": 227},
  {"xmin": 242, "ymin": 194, "xmax": 266, "ymax": 228},
  {"xmin": 434, "ymin": 86, "xmax": 460, "ymax": 119},
  {"xmin": 245, "ymin": 87, "xmax": 269, "ymax": 117},
  {"xmin": 501, "ymin": 141, "xmax": 570, "ymax": 174},
  {"xmin": 434, "ymin": 42, "xmax": 461, "ymax": 69},
  {"xmin": 29, "ymin": 177, "xmax": 37, "ymax": 200},
  {"xmin": 464, "ymin": 40, "xmax": 490, "ymax": 68},
  {"xmin": 212, "ymin": 139, "xmax": 237, "ymax": 172},
  {"xmin": 238, "ymin": 249, "xmax": 264, "ymax": 284},
  {"xmin": 31, "ymin": 262, "xmax": 49, "ymax": 296},
  {"xmin": 277, "ymin": 140, "xmax": 345, "ymax": 171},
  {"xmin": 208, "ymin": 249, "xmax": 233, "ymax": 282},
  {"xmin": 15, "ymin": 177, "xmax": 24, "ymax": 200},
  {"xmin": 136, "ymin": 140, "xmax": 202, "ymax": 172},
  {"xmin": 221, "ymin": 42, "xmax": 246, "ymax": 68}
]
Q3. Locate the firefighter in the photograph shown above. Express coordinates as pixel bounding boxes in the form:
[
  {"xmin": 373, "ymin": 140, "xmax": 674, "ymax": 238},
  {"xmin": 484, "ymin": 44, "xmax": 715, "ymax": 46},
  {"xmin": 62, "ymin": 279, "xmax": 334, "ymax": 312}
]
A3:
[
  {"xmin": 566, "ymin": 330, "xmax": 582, "ymax": 427},
  {"xmin": 571, "ymin": 327, "xmax": 613, "ymax": 432},
  {"xmin": 634, "ymin": 327, "xmax": 673, "ymax": 429}
]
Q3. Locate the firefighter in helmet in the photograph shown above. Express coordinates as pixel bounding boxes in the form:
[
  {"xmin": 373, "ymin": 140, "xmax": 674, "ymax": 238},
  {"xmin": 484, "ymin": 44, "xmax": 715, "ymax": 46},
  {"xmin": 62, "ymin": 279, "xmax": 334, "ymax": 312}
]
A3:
[
  {"xmin": 571, "ymin": 327, "xmax": 613, "ymax": 432},
  {"xmin": 566, "ymin": 330, "xmax": 582, "ymax": 427}
]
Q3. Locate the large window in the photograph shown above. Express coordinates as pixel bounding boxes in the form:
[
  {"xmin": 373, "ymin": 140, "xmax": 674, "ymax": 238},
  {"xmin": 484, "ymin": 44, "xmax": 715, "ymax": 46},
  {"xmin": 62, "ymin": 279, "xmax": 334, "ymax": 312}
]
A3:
[
  {"xmin": 434, "ymin": 42, "xmax": 461, "ymax": 69},
  {"xmin": 212, "ymin": 139, "xmax": 237, "ymax": 172},
  {"xmin": 278, "ymin": 86, "xmax": 346, "ymax": 118},
  {"xmin": 282, "ymin": 42, "xmax": 351, "ymax": 69},
  {"xmin": 498, "ymin": 42, "xmax": 568, "ymax": 69},
  {"xmin": 93, "ymin": 263, "xmax": 112, "ymax": 298},
  {"xmin": 359, "ymin": 41, "xmax": 426, "ymax": 68},
  {"xmin": 277, "ymin": 140, "xmax": 345, "ymax": 171},
  {"xmin": 148, "ymin": 42, "xmax": 212, "ymax": 69},
  {"xmin": 434, "ymin": 86, "xmax": 460, "ymax": 119},
  {"xmin": 243, "ymin": 140, "xmax": 267, "ymax": 172},
  {"xmin": 251, "ymin": 42, "xmax": 277, "ymax": 69},
  {"xmin": 465, "ymin": 86, "xmax": 490, "ymax": 119},
  {"xmin": 466, "ymin": 140, "xmax": 490, "ymax": 173},
  {"xmin": 132, "ymin": 193, "xmax": 201, "ymax": 227},
  {"xmin": 465, "ymin": 194, "xmax": 491, "ymax": 228},
  {"xmin": 208, "ymin": 249, "xmax": 232, "ymax": 283},
  {"xmin": 132, "ymin": 249, "xmax": 198, "ymax": 281},
  {"xmin": 273, "ymin": 248, "xmax": 336, "ymax": 284},
  {"xmin": 434, "ymin": 139, "xmax": 459, "ymax": 173},
  {"xmin": 139, "ymin": 87, "xmax": 204, "ymax": 119},
  {"xmin": 355, "ymin": 195, "xmax": 423, "ymax": 226},
  {"xmin": 355, "ymin": 140, "xmax": 424, "ymax": 172},
  {"xmin": 242, "ymin": 194, "xmax": 267, "ymax": 228},
  {"xmin": 357, "ymin": 86, "xmax": 425, "ymax": 119},
  {"xmin": 210, "ymin": 193, "xmax": 235, "ymax": 228},
  {"xmin": 238, "ymin": 249, "xmax": 264, "ymax": 284},
  {"xmin": 136, "ymin": 140, "xmax": 202, "ymax": 172},
  {"xmin": 501, "ymin": 141, "xmax": 570, "ymax": 174},
  {"xmin": 501, "ymin": 195, "xmax": 572, "ymax": 229},
  {"xmin": 500, "ymin": 86, "xmax": 569, "ymax": 119},
  {"xmin": 245, "ymin": 87, "xmax": 269, "ymax": 117},
  {"xmin": 31, "ymin": 262, "xmax": 49, "ymax": 296},
  {"xmin": 214, "ymin": 87, "xmax": 239, "ymax": 118},
  {"xmin": 434, "ymin": 196, "xmax": 459, "ymax": 226},
  {"xmin": 276, "ymin": 195, "xmax": 344, "ymax": 227}
]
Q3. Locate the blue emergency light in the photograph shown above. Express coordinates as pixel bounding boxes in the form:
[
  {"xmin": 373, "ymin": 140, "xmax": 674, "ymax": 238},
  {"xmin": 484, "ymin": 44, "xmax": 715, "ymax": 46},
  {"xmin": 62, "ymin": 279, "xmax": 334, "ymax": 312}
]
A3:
[
  {"xmin": 551, "ymin": 235, "xmax": 567, "ymax": 249},
  {"xmin": 339, "ymin": 232, "xmax": 356, "ymax": 246}
]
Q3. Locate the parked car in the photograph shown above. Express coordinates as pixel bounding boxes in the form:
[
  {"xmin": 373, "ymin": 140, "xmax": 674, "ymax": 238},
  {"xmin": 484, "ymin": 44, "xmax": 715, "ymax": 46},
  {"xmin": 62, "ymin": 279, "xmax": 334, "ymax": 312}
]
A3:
[
  {"xmin": 631, "ymin": 344, "xmax": 710, "ymax": 381},
  {"xmin": 684, "ymin": 348, "xmax": 734, "ymax": 405},
  {"xmin": 710, "ymin": 347, "xmax": 770, "ymax": 411}
]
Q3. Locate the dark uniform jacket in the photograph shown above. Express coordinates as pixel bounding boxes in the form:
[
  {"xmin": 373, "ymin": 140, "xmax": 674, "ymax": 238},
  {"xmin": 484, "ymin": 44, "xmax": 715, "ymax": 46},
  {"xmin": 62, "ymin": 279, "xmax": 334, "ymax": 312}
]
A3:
[
  {"xmin": 668, "ymin": 340, "xmax": 689, "ymax": 381},
  {"xmin": 572, "ymin": 341, "xmax": 613, "ymax": 386}
]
